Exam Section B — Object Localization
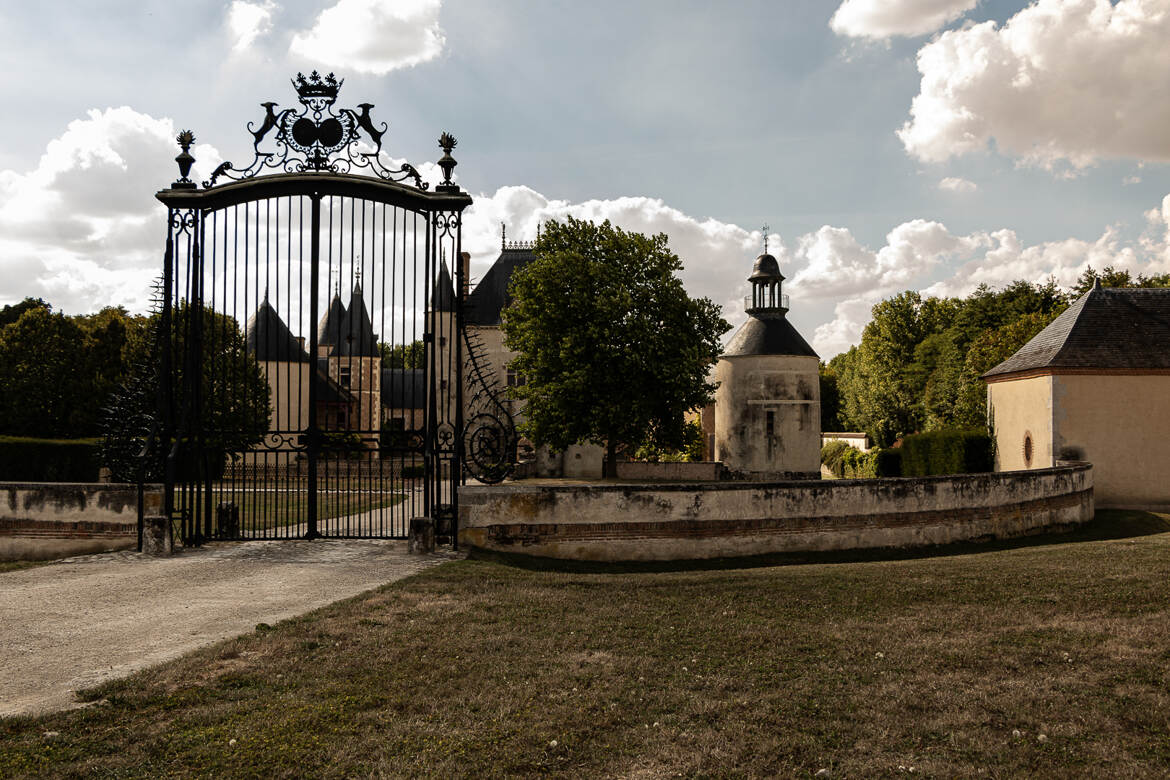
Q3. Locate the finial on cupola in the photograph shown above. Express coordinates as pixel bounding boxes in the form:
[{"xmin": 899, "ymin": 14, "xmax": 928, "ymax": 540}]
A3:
[{"xmin": 746, "ymin": 228, "xmax": 787, "ymax": 315}]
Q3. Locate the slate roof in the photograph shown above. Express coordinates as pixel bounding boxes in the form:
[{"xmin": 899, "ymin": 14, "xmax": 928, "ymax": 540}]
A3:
[
  {"xmin": 317, "ymin": 293, "xmax": 347, "ymax": 348},
  {"xmin": 983, "ymin": 285, "xmax": 1170, "ymax": 378},
  {"xmin": 245, "ymin": 299, "xmax": 310, "ymax": 363},
  {"xmin": 431, "ymin": 261, "xmax": 457, "ymax": 313},
  {"xmin": 333, "ymin": 285, "xmax": 380, "ymax": 357},
  {"xmin": 313, "ymin": 358, "xmax": 352, "ymax": 405},
  {"xmin": 723, "ymin": 313, "xmax": 818, "ymax": 358},
  {"xmin": 465, "ymin": 248, "xmax": 535, "ymax": 326},
  {"xmin": 381, "ymin": 368, "xmax": 425, "ymax": 409}
]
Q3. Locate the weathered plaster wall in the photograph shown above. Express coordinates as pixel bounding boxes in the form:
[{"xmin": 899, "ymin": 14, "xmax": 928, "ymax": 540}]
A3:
[
  {"xmin": 1052, "ymin": 374, "xmax": 1170, "ymax": 509},
  {"xmin": 459, "ymin": 464, "xmax": 1093, "ymax": 562},
  {"xmin": 988, "ymin": 375, "xmax": 1053, "ymax": 472},
  {"xmin": 0, "ymin": 483, "xmax": 163, "ymax": 561},
  {"xmin": 714, "ymin": 354, "xmax": 820, "ymax": 477}
]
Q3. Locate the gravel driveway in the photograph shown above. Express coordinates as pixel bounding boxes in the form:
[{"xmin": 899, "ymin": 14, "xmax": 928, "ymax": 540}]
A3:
[{"xmin": 0, "ymin": 540, "xmax": 455, "ymax": 718}]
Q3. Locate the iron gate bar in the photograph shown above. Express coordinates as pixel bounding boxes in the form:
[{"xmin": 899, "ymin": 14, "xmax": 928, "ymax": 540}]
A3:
[{"xmin": 151, "ymin": 75, "xmax": 515, "ymax": 550}]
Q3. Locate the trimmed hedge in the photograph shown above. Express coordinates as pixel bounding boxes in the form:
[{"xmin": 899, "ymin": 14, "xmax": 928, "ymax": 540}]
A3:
[
  {"xmin": 901, "ymin": 429, "xmax": 992, "ymax": 477},
  {"xmin": 0, "ymin": 436, "xmax": 101, "ymax": 482}
]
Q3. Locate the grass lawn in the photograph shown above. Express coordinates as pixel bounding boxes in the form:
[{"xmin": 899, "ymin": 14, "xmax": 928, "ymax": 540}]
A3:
[
  {"xmin": 3, "ymin": 512, "xmax": 1170, "ymax": 777},
  {"xmin": 205, "ymin": 486, "xmax": 408, "ymax": 532},
  {"xmin": 0, "ymin": 560, "xmax": 48, "ymax": 574}
]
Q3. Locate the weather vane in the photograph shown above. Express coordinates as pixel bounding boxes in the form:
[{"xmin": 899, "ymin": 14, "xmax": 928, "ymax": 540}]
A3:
[{"xmin": 762, "ymin": 223, "xmax": 770, "ymax": 254}]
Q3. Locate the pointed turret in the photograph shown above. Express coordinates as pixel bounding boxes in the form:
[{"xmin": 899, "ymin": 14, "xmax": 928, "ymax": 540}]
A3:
[
  {"xmin": 335, "ymin": 283, "xmax": 379, "ymax": 357},
  {"xmin": 317, "ymin": 292, "xmax": 347, "ymax": 356},
  {"xmin": 246, "ymin": 298, "xmax": 309, "ymax": 363}
]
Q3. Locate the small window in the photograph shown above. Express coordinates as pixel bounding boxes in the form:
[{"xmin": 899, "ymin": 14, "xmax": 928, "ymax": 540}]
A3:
[
  {"xmin": 339, "ymin": 366, "xmax": 351, "ymax": 389},
  {"xmin": 1023, "ymin": 432, "xmax": 1034, "ymax": 467},
  {"xmin": 506, "ymin": 369, "xmax": 526, "ymax": 387}
]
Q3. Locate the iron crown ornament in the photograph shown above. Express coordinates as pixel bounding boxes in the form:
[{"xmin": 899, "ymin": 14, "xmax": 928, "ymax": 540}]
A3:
[{"xmin": 202, "ymin": 71, "xmax": 431, "ymax": 189}]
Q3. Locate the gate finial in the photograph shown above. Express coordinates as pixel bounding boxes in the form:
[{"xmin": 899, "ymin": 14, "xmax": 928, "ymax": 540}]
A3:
[
  {"xmin": 173, "ymin": 130, "xmax": 197, "ymax": 190},
  {"xmin": 437, "ymin": 132, "xmax": 459, "ymax": 193}
]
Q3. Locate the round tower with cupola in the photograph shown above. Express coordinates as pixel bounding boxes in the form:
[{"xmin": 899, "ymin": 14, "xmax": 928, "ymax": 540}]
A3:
[{"xmin": 714, "ymin": 245, "xmax": 821, "ymax": 478}]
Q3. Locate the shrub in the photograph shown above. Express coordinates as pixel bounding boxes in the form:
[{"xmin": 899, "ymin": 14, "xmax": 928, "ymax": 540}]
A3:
[
  {"xmin": 0, "ymin": 436, "xmax": 101, "ymax": 482},
  {"xmin": 820, "ymin": 440, "xmax": 852, "ymax": 475},
  {"xmin": 872, "ymin": 447, "xmax": 902, "ymax": 477},
  {"xmin": 401, "ymin": 464, "xmax": 425, "ymax": 478},
  {"xmin": 901, "ymin": 429, "xmax": 992, "ymax": 476}
]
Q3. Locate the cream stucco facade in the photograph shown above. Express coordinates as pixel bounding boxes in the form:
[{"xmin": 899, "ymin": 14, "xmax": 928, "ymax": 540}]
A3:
[
  {"xmin": 989, "ymin": 372, "xmax": 1170, "ymax": 509},
  {"xmin": 257, "ymin": 360, "xmax": 312, "ymax": 450}
]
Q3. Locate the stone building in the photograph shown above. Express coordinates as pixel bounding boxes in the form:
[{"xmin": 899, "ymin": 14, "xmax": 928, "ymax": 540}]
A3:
[
  {"xmin": 713, "ymin": 251, "xmax": 821, "ymax": 478},
  {"xmin": 983, "ymin": 281, "xmax": 1170, "ymax": 509}
]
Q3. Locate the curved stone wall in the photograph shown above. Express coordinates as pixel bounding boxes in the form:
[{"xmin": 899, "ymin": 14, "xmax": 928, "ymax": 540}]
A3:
[{"xmin": 458, "ymin": 464, "xmax": 1093, "ymax": 562}]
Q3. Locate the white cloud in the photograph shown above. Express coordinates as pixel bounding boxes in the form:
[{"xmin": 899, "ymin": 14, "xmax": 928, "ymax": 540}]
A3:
[
  {"xmin": 938, "ymin": 176, "xmax": 977, "ymax": 193},
  {"xmin": 228, "ymin": 0, "xmax": 277, "ymax": 52},
  {"xmin": 830, "ymin": 0, "xmax": 977, "ymax": 39},
  {"xmin": 461, "ymin": 186, "xmax": 765, "ymax": 325},
  {"xmin": 289, "ymin": 0, "xmax": 445, "ymax": 75},
  {"xmin": 899, "ymin": 0, "xmax": 1170, "ymax": 170},
  {"xmin": 0, "ymin": 108, "xmax": 221, "ymax": 314}
]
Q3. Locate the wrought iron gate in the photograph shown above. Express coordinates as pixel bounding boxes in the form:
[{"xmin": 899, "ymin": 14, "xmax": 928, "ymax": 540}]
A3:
[{"xmin": 153, "ymin": 72, "xmax": 482, "ymax": 545}]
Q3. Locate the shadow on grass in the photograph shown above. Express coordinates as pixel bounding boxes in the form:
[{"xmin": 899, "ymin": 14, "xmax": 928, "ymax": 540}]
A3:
[{"xmin": 468, "ymin": 509, "xmax": 1170, "ymax": 575}]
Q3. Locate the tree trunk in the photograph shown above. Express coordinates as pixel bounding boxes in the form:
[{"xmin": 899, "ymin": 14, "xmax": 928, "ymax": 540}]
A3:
[{"xmin": 605, "ymin": 437, "xmax": 618, "ymax": 479}]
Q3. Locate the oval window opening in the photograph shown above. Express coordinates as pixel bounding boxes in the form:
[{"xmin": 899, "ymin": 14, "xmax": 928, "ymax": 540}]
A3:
[{"xmin": 1023, "ymin": 432, "xmax": 1034, "ymax": 467}]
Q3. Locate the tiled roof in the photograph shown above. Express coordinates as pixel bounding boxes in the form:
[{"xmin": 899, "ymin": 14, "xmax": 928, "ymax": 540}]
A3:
[
  {"xmin": 723, "ymin": 313, "xmax": 818, "ymax": 358},
  {"xmin": 465, "ymin": 248, "xmax": 535, "ymax": 326},
  {"xmin": 245, "ymin": 300, "xmax": 310, "ymax": 363},
  {"xmin": 983, "ymin": 285, "xmax": 1170, "ymax": 378}
]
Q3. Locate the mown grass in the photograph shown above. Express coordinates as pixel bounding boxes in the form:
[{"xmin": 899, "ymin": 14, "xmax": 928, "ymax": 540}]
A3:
[
  {"xmin": 3, "ymin": 511, "xmax": 1170, "ymax": 777},
  {"xmin": 0, "ymin": 560, "xmax": 48, "ymax": 574}
]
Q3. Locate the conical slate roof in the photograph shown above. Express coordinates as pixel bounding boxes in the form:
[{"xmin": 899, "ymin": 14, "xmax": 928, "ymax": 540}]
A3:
[
  {"xmin": 723, "ymin": 313, "xmax": 818, "ymax": 358},
  {"xmin": 317, "ymin": 292, "xmax": 347, "ymax": 351},
  {"xmin": 334, "ymin": 285, "xmax": 379, "ymax": 357},
  {"xmin": 245, "ymin": 299, "xmax": 309, "ymax": 362},
  {"xmin": 431, "ymin": 261, "xmax": 457, "ymax": 314},
  {"xmin": 983, "ymin": 284, "xmax": 1170, "ymax": 378}
]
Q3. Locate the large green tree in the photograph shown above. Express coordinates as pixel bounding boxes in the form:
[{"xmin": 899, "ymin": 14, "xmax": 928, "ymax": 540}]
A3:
[
  {"xmin": 502, "ymin": 217, "xmax": 729, "ymax": 475},
  {"xmin": 827, "ymin": 280, "xmax": 1070, "ymax": 445},
  {"xmin": 102, "ymin": 303, "xmax": 270, "ymax": 481}
]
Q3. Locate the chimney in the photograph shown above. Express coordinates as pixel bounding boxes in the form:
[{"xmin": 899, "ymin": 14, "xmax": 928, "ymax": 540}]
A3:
[
  {"xmin": 460, "ymin": 252, "xmax": 471, "ymax": 300},
  {"xmin": 297, "ymin": 336, "xmax": 306, "ymax": 351}
]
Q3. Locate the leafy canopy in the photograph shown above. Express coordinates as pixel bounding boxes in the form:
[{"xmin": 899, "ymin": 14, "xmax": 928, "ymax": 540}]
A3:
[{"xmin": 502, "ymin": 217, "xmax": 729, "ymax": 458}]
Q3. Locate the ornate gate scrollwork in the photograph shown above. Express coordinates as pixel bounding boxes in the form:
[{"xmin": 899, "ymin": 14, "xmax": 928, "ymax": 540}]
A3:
[
  {"xmin": 204, "ymin": 71, "xmax": 428, "ymax": 187},
  {"xmin": 462, "ymin": 330, "xmax": 517, "ymax": 484}
]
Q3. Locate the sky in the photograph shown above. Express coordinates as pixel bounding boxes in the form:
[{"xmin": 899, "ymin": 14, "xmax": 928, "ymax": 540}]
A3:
[{"xmin": 2, "ymin": 0, "xmax": 1170, "ymax": 357}]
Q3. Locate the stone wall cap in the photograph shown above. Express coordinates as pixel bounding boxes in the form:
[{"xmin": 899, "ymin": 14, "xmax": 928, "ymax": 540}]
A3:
[{"xmin": 460, "ymin": 463, "xmax": 1091, "ymax": 495}]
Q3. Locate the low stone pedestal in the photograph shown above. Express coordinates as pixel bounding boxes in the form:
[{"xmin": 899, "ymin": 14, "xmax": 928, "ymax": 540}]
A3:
[
  {"xmin": 408, "ymin": 517, "xmax": 434, "ymax": 555},
  {"xmin": 141, "ymin": 515, "xmax": 174, "ymax": 556}
]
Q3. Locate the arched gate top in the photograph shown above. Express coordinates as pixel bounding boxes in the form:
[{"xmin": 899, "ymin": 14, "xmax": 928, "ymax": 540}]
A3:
[
  {"xmin": 157, "ymin": 171, "xmax": 472, "ymax": 212},
  {"xmin": 156, "ymin": 71, "xmax": 471, "ymax": 213}
]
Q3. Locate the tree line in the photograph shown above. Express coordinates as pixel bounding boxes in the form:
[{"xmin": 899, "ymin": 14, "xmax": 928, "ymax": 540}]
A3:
[
  {"xmin": 0, "ymin": 298, "xmax": 150, "ymax": 439},
  {"xmin": 820, "ymin": 267, "xmax": 1170, "ymax": 447}
]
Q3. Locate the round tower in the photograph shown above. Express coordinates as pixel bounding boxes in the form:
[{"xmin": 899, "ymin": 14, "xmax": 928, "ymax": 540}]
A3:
[{"xmin": 714, "ymin": 250, "xmax": 821, "ymax": 478}]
